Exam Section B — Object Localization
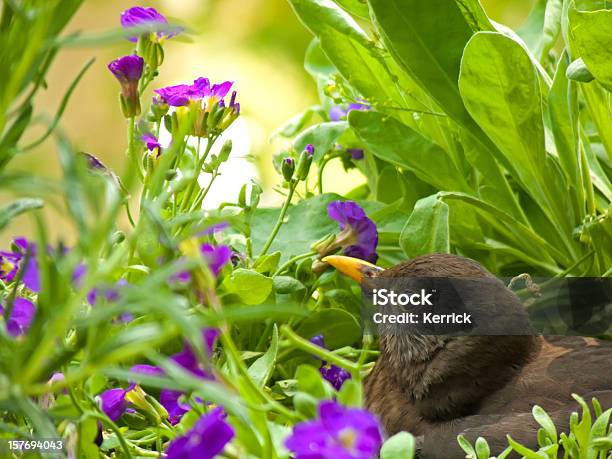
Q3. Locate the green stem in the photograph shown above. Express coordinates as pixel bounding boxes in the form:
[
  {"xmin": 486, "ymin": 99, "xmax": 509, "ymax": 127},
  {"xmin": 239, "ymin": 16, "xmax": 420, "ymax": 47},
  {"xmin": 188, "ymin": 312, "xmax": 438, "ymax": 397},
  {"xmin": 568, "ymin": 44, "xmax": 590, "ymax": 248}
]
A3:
[
  {"xmin": 190, "ymin": 170, "xmax": 218, "ymax": 212},
  {"xmin": 87, "ymin": 412, "xmax": 133, "ymax": 459},
  {"xmin": 280, "ymin": 325, "xmax": 360, "ymax": 376},
  {"xmin": 180, "ymin": 136, "xmax": 215, "ymax": 212},
  {"xmin": 259, "ymin": 180, "xmax": 297, "ymax": 257},
  {"xmin": 317, "ymin": 153, "xmax": 341, "ymax": 194},
  {"xmin": 273, "ymin": 251, "xmax": 317, "ymax": 277},
  {"xmin": 126, "ymin": 117, "xmax": 143, "ymax": 184}
]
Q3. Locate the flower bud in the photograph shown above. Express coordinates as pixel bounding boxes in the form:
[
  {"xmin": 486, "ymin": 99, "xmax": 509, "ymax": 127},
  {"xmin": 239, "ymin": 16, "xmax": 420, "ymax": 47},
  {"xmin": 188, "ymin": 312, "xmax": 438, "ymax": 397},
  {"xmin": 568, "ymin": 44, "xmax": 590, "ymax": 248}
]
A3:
[
  {"xmin": 295, "ymin": 144, "xmax": 315, "ymax": 181},
  {"xmin": 108, "ymin": 55, "xmax": 144, "ymax": 118},
  {"xmin": 282, "ymin": 157, "xmax": 295, "ymax": 181},
  {"xmin": 149, "ymin": 95, "xmax": 169, "ymax": 122},
  {"xmin": 218, "ymin": 140, "xmax": 232, "ymax": 162}
]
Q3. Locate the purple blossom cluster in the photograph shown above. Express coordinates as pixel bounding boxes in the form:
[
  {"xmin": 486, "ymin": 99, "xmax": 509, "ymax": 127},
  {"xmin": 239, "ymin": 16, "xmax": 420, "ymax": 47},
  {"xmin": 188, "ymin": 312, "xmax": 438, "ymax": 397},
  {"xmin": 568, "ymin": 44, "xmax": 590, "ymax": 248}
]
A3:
[{"xmin": 98, "ymin": 328, "xmax": 220, "ymax": 425}]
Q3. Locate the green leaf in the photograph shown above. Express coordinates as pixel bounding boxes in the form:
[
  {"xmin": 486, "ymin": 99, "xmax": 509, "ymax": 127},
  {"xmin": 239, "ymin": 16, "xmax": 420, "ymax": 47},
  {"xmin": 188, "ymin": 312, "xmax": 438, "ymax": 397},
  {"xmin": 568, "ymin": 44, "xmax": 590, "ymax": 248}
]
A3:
[
  {"xmin": 380, "ymin": 431, "xmax": 416, "ymax": 459},
  {"xmin": 272, "ymin": 108, "xmax": 317, "ymax": 138},
  {"xmin": 318, "ymin": 27, "xmax": 403, "ymax": 108},
  {"xmin": 454, "ymin": 0, "xmax": 495, "ymax": 32},
  {"xmin": 507, "ymin": 435, "xmax": 547, "ymax": 459},
  {"xmin": 248, "ymin": 325, "xmax": 279, "ymax": 388},
  {"xmin": 569, "ymin": 6, "xmax": 612, "ymax": 91},
  {"xmin": 223, "ymin": 269, "xmax": 273, "ymax": 305},
  {"xmin": 251, "ymin": 193, "xmax": 340, "ymax": 262},
  {"xmin": 368, "ymin": 0, "xmax": 472, "ymax": 125},
  {"xmin": 336, "ymin": 379, "xmax": 362, "ymax": 406},
  {"xmin": 457, "ymin": 435, "xmax": 476, "ymax": 457},
  {"xmin": 349, "ymin": 110, "xmax": 468, "ymax": 191},
  {"xmin": 305, "ymin": 38, "xmax": 336, "ymax": 77},
  {"xmin": 273, "ymin": 276, "xmax": 306, "ymax": 294},
  {"xmin": 474, "ymin": 437, "xmax": 490, "ymax": 459},
  {"xmin": 288, "ymin": 0, "xmax": 371, "ymax": 48},
  {"xmin": 296, "ymin": 364, "xmax": 333, "ymax": 399},
  {"xmin": 296, "ymin": 308, "xmax": 361, "ymax": 349},
  {"xmin": 459, "ymin": 31, "xmax": 571, "ymax": 233},
  {"xmin": 253, "ymin": 251, "xmax": 281, "ymax": 275},
  {"xmin": 333, "ymin": 0, "xmax": 369, "ymax": 19},
  {"xmin": 294, "ymin": 121, "xmax": 348, "ymax": 162},
  {"xmin": 0, "ymin": 198, "xmax": 43, "ymax": 231},
  {"xmin": 532, "ymin": 405, "xmax": 558, "ymax": 442},
  {"xmin": 400, "ymin": 194, "xmax": 449, "ymax": 258}
]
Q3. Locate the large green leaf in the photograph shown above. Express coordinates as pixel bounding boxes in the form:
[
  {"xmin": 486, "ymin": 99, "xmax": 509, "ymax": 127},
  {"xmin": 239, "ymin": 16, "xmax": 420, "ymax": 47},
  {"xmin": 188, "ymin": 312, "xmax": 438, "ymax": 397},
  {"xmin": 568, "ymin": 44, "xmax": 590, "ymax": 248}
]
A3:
[
  {"xmin": 368, "ymin": 0, "xmax": 525, "ymax": 222},
  {"xmin": 223, "ymin": 269, "xmax": 274, "ymax": 305},
  {"xmin": 400, "ymin": 194, "xmax": 449, "ymax": 258},
  {"xmin": 459, "ymin": 32, "xmax": 572, "ymax": 236},
  {"xmin": 569, "ymin": 6, "xmax": 612, "ymax": 91},
  {"xmin": 288, "ymin": 0, "xmax": 370, "ymax": 47},
  {"xmin": 294, "ymin": 121, "xmax": 348, "ymax": 162},
  {"xmin": 349, "ymin": 110, "xmax": 468, "ymax": 192},
  {"xmin": 368, "ymin": 0, "xmax": 472, "ymax": 124}
]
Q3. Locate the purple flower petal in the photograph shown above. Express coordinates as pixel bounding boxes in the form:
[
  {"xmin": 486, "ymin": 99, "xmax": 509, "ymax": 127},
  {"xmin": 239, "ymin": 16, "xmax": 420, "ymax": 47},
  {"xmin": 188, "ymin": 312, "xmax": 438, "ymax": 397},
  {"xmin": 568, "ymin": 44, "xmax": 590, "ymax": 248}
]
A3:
[
  {"xmin": 120, "ymin": 6, "xmax": 178, "ymax": 42},
  {"xmin": 329, "ymin": 106, "xmax": 347, "ymax": 122},
  {"xmin": 142, "ymin": 133, "xmax": 162, "ymax": 156},
  {"xmin": 108, "ymin": 55, "xmax": 144, "ymax": 83},
  {"xmin": 166, "ymin": 408, "xmax": 234, "ymax": 459},
  {"xmin": 98, "ymin": 387, "xmax": 132, "ymax": 421},
  {"xmin": 310, "ymin": 334, "xmax": 326, "ymax": 349},
  {"xmin": 285, "ymin": 400, "xmax": 382, "ymax": 459},
  {"xmin": 160, "ymin": 389, "xmax": 191, "ymax": 425},
  {"xmin": 319, "ymin": 363, "xmax": 351, "ymax": 391},
  {"xmin": 327, "ymin": 201, "xmax": 378, "ymax": 263},
  {"xmin": 346, "ymin": 148, "xmax": 364, "ymax": 160},
  {"xmin": 200, "ymin": 244, "xmax": 232, "ymax": 277},
  {"xmin": 0, "ymin": 298, "xmax": 36, "ymax": 337},
  {"xmin": 199, "ymin": 221, "xmax": 229, "ymax": 236},
  {"xmin": 210, "ymin": 81, "xmax": 233, "ymax": 99}
]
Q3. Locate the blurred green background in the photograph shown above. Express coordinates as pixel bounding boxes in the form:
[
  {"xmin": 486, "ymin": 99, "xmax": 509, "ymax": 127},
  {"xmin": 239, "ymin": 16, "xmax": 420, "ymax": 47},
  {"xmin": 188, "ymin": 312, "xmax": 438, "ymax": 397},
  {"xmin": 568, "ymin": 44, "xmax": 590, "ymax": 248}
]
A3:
[{"xmin": 3, "ymin": 0, "xmax": 536, "ymax": 245}]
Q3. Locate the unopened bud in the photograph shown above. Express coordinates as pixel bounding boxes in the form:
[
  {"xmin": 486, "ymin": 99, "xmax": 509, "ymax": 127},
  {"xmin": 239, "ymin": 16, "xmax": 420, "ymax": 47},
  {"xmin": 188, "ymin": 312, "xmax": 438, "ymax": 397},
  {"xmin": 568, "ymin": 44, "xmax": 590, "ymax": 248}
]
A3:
[
  {"xmin": 282, "ymin": 157, "xmax": 295, "ymax": 181},
  {"xmin": 219, "ymin": 140, "xmax": 232, "ymax": 162}
]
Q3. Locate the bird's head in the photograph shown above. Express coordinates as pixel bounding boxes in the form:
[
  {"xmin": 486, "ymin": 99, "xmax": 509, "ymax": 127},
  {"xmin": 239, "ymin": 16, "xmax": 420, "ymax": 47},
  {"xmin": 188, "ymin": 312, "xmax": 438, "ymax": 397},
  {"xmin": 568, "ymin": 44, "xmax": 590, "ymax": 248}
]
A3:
[{"xmin": 324, "ymin": 253, "xmax": 537, "ymax": 374}]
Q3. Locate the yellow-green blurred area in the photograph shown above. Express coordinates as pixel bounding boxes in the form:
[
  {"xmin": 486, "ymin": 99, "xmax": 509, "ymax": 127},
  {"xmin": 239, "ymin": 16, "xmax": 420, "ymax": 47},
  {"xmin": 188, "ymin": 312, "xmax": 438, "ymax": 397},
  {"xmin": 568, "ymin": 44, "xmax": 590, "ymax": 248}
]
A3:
[{"xmin": 3, "ymin": 0, "xmax": 536, "ymax": 245}]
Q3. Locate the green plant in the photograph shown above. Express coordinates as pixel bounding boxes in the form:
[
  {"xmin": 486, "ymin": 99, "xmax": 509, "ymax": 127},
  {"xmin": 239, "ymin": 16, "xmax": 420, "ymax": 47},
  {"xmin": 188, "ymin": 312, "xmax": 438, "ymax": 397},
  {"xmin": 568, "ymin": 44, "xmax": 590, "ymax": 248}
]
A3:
[
  {"xmin": 457, "ymin": 394, "xmax": 612, "ymax": 459},
  {"xmin": 284, "ymin": 0, "xmax": 612, "ymax": 276}
]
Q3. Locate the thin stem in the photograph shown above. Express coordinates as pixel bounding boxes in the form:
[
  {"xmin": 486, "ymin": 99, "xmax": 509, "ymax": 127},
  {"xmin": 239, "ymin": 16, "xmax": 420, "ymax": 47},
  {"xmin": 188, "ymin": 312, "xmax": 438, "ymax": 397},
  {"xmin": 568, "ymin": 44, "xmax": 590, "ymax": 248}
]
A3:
[
  {"xmin": 259, "ymin": 180, "xmax": 297, "ymax": 257},
  {"xmin": 180, "ymin": 136, "xmax": 215, "ymax": 212},
  {"xmin": 317, "ymin": 153, "xmax": 341, "ymax": 194},
  {"xmin": 280, "ymin": 325, "xmax": 360, "ymax": 376},
  {"xmin": 273, "ymin": 251, "xmax": 317, "ymax": 277},
  {"xmin": 190, "ymin": 170, "xmax": 218, "ymax": 212}
]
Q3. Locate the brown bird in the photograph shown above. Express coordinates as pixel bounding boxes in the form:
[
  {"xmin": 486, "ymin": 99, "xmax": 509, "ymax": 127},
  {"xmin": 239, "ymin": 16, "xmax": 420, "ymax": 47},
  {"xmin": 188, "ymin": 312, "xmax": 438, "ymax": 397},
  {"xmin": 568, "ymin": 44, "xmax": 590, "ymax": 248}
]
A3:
[{"xmin": 323, "ymin": 253, "xmax": 612, "ymax": 458}]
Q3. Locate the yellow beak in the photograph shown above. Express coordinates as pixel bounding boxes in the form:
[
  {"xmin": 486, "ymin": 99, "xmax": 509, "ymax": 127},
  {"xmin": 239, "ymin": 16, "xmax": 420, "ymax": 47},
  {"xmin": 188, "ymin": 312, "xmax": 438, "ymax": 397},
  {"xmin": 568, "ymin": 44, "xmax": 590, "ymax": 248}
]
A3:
[{"xmin": 322, "ymin": 255, "xmax": 384, "ymax": 283}]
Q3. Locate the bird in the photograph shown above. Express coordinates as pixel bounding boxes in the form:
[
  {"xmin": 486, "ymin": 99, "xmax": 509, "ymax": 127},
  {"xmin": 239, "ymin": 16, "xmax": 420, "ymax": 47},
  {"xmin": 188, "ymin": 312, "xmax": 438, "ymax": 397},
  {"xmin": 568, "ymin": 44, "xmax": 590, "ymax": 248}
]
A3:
[{"xmin": 323, "ymin": 253, "xmax": 612, "ymax": 459}]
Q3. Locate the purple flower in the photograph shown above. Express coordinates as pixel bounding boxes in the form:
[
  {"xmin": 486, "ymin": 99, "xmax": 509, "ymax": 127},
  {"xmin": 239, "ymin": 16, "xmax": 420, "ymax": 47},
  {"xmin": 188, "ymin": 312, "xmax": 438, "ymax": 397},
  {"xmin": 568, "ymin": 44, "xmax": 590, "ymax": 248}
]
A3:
[
  {"xmin": 201, "ymin": 244, "xmax": 232, "ymax": 277},
  {"xmin": 0, "ymin": 297, "xmax": 36, "ymax": 337},
  {"xmin": 310, "ymin": 334, "xmax": 326, "ymax": 349},
  {"xmin": 120, "ymin": 6, "xmax": 178, "ymax": 42},
  {"xmin": 327, "ymin": 201, "xmax": 378, "ymax": 263},
  {"xmin": 285, "ymin": 400, "xmax": 382, "ymax": 459},
  {"xmin": 309, "ymin": 335, "xmax": 351, "ymax": 390},
  {"xmin": 108, "ymin": 55, "xmax": 144, "ymax": 84},
  {"xmin": 0, "ymin": 238, "xmax": 40, "ymax": 292},
  {"xmin": 108, "ymin": 55, "xmax": 144, "ymax": 118},
  {"xmin": 142, "ymin": 133, "xmax": 162, "ymax": 157},
  {"xmin": 154, "ymin": 78, "xmax": 234, "ymax": 108},
  {"xmin": 166, "ymin": 408, "xmax": 234, "ymax": 459},
  {"xmin": 160, "ymin": 389, "xmax": 191, "ymax": 425},
  {"xmin": 346, "ymin": 148, "xmax": 364, "ymax": 160},
  {"xmin": 98, "ymin": 385, "xmax": 135, "ymax": 421},
  {"xmin": 305, "ymin": 144, "xmax": 315, "ymax": 157},
  {"xmin": 139, "ymin": 328, "xmax": 219, "ymax": 425},
  {"xmin": 328, "ymin": 102, "xmax": 370, "ymax": 122},
  {"xmin": 320, "ymin": 363, "xmax": 351, "ymax": 391}
]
